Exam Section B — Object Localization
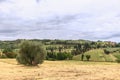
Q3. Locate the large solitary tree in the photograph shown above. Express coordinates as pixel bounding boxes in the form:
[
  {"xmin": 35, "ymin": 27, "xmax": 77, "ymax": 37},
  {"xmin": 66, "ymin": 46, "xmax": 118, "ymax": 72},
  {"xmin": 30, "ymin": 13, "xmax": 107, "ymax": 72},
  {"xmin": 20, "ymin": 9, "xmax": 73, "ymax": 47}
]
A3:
[{"xmin": 16, "ymin": 40, "xmax": 46, "ymax": 66}]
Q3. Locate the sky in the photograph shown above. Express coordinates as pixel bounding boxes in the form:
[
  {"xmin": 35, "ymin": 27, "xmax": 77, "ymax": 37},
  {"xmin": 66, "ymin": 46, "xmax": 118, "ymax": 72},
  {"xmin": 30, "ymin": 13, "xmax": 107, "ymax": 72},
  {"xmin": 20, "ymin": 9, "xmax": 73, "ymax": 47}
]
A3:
[{"xmin": 0, "ymin": 0, "xmax": 120, "ymax": 42}]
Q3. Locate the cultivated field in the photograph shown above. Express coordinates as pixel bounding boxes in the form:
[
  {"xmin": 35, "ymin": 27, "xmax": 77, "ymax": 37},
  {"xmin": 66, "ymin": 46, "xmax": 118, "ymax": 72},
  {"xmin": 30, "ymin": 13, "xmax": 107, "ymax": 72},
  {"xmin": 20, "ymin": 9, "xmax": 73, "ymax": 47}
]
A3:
[{"xmin": 0, "ymin": 59, "xmax": 120, "ymax": 80}]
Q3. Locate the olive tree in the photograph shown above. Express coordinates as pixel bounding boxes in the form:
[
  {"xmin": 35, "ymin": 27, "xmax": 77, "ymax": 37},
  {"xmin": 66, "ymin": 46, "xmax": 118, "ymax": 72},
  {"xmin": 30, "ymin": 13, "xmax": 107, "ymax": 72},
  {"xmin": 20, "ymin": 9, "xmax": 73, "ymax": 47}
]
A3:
[{"xmin": 16, "ymin": 41, "xmax": 46, "ymax": 66}]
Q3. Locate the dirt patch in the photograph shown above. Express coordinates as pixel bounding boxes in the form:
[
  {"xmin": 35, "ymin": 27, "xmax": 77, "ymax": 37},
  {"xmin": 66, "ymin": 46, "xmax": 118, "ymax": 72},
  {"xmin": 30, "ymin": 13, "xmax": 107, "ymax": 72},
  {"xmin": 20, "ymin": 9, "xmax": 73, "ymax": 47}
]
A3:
[{"xmin": 0, "ymin": 60, "xmax": 120, "ymax": 80}]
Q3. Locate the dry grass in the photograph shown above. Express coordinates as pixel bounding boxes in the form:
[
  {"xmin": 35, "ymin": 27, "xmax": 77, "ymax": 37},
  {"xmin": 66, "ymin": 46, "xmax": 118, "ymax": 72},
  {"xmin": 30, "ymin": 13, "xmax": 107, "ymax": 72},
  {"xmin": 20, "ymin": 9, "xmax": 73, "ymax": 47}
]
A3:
[{"xmin": 0, "ymin": 59, "xmax": 120, "ymax": 80}]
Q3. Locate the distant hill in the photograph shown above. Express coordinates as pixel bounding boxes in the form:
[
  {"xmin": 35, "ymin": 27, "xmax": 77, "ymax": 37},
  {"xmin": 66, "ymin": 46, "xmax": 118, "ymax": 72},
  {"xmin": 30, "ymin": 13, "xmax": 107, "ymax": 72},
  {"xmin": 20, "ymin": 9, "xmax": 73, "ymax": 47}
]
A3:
[{"xmin": 73, "ymin": 49, "xmax": 120, "ymax": 62}]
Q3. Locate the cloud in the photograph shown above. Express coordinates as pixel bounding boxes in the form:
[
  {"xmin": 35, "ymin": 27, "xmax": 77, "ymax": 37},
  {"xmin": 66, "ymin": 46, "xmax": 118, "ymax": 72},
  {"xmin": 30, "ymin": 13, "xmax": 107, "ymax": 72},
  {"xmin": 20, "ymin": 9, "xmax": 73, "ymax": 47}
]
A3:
[
  {"xmin": 0, "ymin": 29, "xmax": 19, "ymax": 33},
  {"xmin": 0, "ymin": 0, "xmax": 120, "ymax": 42},
  {"xmin": 0, "ymin": 0, "xmax": 7, "ymax": 2}
]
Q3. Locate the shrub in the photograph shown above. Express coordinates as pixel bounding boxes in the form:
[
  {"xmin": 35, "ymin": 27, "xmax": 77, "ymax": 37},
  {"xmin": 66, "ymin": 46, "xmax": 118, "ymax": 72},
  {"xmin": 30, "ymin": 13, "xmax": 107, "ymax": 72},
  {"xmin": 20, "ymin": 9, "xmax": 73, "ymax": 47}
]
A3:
[
  {"xmin": 81, "ymin": 54, "xmax": 84, "ymax": 61},
  {"xmin": 4, "ymin": 52, "xmax": 17, "ymax": 58},
  {"xmin": 116, "ymin": 59, "xmax": 120, "ymax": 63},
  {"xmin": 3, "ymin": 47, "xmax": 12, "ymax": 53},
  {"xmin": 0, "ymin": 54, "xmax": 7, "ymax": 58},
  {"xmin": 46, "ymin": 52, "xmax": 73, "ymax": 60},
  {"xmin": 56, "ymin": 52, "xmax": 67, "ymax": 60},
  {"xmin": 16, "ymin": 41, "xmax": 46, "ymax": 66},
  {"xmin": 86, "ymin": 55, "xmax": 91, "ymax": 61},
  {"xmin": 66, "ymin": 53, "xmax": 73, "ymax": 60},
  {"xmin": 104, "ymin": 49, "xmax": 110, "ymax": 54},
  {"xmin": 46, "ymin": 52, "xmax": 57, "ymax": 61},
  {"xmin": 104, "ymin": 48, "xmax": 120, "ymax": 54},
  {"xmin": 2, "ymin": 47, "xmax": 17, "ymax": 58},
  {"xmin": 71, "ymin": 50, "xmax": 80, "ymax": 55}
]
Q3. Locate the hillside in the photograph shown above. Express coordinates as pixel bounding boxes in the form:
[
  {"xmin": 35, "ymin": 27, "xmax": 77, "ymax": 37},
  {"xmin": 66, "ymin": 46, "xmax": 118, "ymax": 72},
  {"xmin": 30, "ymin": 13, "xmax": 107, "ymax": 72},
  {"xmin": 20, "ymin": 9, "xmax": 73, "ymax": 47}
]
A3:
[{"xmin": 73, "ymin": 49, "xmax": 120, "ymax": 62}]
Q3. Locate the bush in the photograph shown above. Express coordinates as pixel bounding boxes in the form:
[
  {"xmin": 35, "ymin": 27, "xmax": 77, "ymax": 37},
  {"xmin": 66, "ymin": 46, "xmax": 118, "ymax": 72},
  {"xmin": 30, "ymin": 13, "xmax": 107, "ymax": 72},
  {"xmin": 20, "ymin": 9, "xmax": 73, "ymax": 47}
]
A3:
[
  {"xmin": 0, "ymin": 54, "xmax": 7, "ymax": 58},
  {"xmin": 104, "ymin": 49, "xmax": 110, "ymax": 54},
  {"xmin": 81, "ymin": 54, "xmax": 84, "ymax": 61},
  {"xmin": 46, "ymin": 52, "xmax": 57, "ymax": 61},
  {"xmin": 71, "ymin": 50, "xmax": 80, "ymax": 55},
  {"xmin": 4, "ymin": 52, "xmax": 17, "ymax": 58},
  {"xmin": 56, "ymin": 52, "xmax": 67, "ymax": 60},
  {"xmin": 66, "ymin": 53, "xmax": 73, "ymax": 60},
  {"xmin": 86, "ymin": 55, "xmax": 91, "ymax": 61},
  {"xmin": 46, "ymin": 52, "xmax": 73, "ymax": 60},
  {"xmin": 116, "ymin": 59, "xmax": 120, "ymax": 63},
  {"xmin": 16, "ymin": 41, "xmax": 46, "ymax": 66},
  {"xmin": 104, "ymin": 48, "xmax": 120, "ymax": 54},
  {"xmin": 2, "ymin": 47, "xmax": 17, "ymax": 58}
]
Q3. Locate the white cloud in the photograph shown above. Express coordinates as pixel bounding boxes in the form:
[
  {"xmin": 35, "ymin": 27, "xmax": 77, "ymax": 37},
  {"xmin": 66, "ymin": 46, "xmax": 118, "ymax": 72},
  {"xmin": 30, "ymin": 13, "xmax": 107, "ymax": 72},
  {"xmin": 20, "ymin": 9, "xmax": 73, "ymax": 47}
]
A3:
[{"xmin": 0, "ymin": 0, "xmax": 120, "ymax": 41}]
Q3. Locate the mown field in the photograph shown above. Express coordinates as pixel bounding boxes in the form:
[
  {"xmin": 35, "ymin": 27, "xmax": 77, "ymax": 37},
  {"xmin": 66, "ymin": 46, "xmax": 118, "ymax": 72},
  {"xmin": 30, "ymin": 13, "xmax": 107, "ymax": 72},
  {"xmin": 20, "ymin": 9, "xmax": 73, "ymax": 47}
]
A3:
[{"xmin": 0, "ymin": 59, "xmax": 120, "ymax": 80}]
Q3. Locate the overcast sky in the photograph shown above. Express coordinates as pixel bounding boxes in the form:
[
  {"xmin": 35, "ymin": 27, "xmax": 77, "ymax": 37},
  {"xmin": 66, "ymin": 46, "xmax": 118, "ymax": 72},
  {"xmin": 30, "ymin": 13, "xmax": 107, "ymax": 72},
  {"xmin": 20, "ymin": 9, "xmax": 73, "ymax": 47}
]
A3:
[{"xmin": 0, "ymin": 0, "xmax": 120, "ymax": 42}]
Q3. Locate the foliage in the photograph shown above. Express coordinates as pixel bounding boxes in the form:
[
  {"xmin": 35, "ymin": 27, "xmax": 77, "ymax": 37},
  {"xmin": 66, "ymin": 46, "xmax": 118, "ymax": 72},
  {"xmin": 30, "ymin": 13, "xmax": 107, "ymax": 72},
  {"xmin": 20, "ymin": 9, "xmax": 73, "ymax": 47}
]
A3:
[
  {"xmin": 0, "ymin": 54, "xmax": 7, "ymax": 58},
  {"xmin": 46, "ymin": 46, "xmax": 57, "ymax": 53},
  {"xmin": 71, "ymin": 50, "xmax": 80, "ymax": 55},
  {"xmin": 81, "ymin": 54, "xmax": 84, "ymax": 61},
  {"xmin": 0, "ymin": 39, "xmax": 118, "ymax": 52},
  {"xmin": 104, "ymin": 49, "xmax": 111, "ymax": 54},
  {"xmin": 46, "ymin": 52, "xmax": 57, "ymax": 61},
  {"xmin": 113, "ymin": 53, "xmax": 120, "ymax": 59},
  {"xmin": 3, "ymin": 47, "xmax": 13, "ymax": 53},
  {"xmin": 113, "ymin": 53, "xmax": 120, "ymax": 63},
  {"xmin": 66, "ymin": 53, "xmax": 73, "ymax": 60},
  {"xmin": 86, "ymin": 55, "xmax": 91, "ymax": 61},
  {"xmin": 0, "ymin": 39, "xmax": 119, "ymax": 62},
  {"xmin": 104, "ymin": 48, "xmax": 120, "ymax": 54},
  {"xmin": 46, "ymin": 52, "xmax": 73, "ymax": 60},
  {"xmin": 73, "ymin": 42, "xmax": 91, "ymax": 55},
  {"xmin": 56, "ymin": 52, "xmax": 67, "ymax": 60},
  {"xmin": 16, "ymin": 40, "xmax": 46, "ymax": 66},
  {"xmin": 2, "ymin": 47, "xmax": 17, "ymax": 58},
  {"xmin": 4, "ymin": 52, "xmax": 17, "ymax": 58},
  {"xmin": 116, "ymin": 59, "xmax": 120, "ymax": 63},
  {"xmin": 73, "ymin": 49, "xmax": 116, "ymax": 62}
]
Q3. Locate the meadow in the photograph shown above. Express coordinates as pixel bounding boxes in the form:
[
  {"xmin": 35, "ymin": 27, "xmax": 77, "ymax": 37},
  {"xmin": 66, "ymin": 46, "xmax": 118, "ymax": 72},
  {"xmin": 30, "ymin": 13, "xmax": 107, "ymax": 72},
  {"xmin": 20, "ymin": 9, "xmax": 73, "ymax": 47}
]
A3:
[
  {"xmin": 73, "ymin": 49, "xmax": 119, "ymax": 62},
  {"xmin": 0, "ymin": 59, "xmax": 120, "ymax": 80}
]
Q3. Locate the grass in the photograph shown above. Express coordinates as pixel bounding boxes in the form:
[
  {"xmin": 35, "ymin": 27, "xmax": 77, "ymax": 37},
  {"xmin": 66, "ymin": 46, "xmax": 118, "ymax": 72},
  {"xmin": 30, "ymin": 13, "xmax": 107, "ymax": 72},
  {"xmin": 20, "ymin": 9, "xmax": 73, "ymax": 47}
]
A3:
[
  {"xmin": 73, "ymin": 49, "xmax": 105, "ymax": 61},
  {"xmin": 103, "ymin": 53, "xmax": 115, "ymax": 62},
  {"xmin": 84, "ymin": 49, "xmax": 105, "ymax": 61},
  {"xmin": 73, "ymin": 49, "xmax": 118, "ymax": 62},
  {"xmin": 0, "ymin": 59, "xmax": 17, "ymax": 64},
  {"xmin": 0, "ymin": 59, "xmax": 120, "ymax": 80},
  {"xmin": 113, "ymin": 52, "xmax": 120, "ymax": 59},
  {"xmin": 0, "ymin": 59, "xmax": 117, "ymax": 65}
]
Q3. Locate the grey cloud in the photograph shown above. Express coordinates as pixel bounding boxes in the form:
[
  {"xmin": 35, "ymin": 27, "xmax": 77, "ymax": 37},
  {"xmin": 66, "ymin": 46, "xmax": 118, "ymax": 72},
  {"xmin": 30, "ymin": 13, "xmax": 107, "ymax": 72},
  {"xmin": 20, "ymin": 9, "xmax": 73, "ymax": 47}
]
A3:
[
  {"xmin": 0, "ymin": 11, "xmax": 119, "ymax": 41},
  {"xmin": 34, "ymin": 13, "xmax": 93, "ymax": 32},
  {"xmin": 98, "ymin": 33, "xmax": 120, "ymax": 39},
  {"xmin": 0, "ymin": 28, "xmax": 20, "ymax": 38},
  {"xmin": 36, "ymin": 15, "xmax": 76, "ymax": 25},
  {"xmin": 0, "ymin": 29, "xmax": 19, "ymax": 33},
  {"xmin": 0, "ymin": 0, "xmax": 6, "ymax": 2},
  {"xmin": 35, "ymin": 13, "xmax": 91, "ymax": 24},
  {"xmin": 116, "ymin": 14, "xmax": 120, "ymax": 17},
  {"xmin": 36, "ymin": 0, "xmax": 41, "ymax": 3},
  {"xmin": 0, "ymin": 0, "xmax": 120, "ymax": 41},
  {"xmin": 83, "ymin": 31, "xmax": 120, "ymax": 41},
  {"xmin": 45, "ymin": 13, "xmax": 93, "ymax": 25}
]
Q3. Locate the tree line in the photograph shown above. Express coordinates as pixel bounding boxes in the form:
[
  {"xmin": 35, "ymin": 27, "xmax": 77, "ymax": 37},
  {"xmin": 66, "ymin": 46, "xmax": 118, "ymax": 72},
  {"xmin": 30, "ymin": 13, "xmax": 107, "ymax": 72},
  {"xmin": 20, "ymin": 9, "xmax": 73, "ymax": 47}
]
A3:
[{"xmin": 0, "ymin": 39, "xmax": 120, "ymax": 65}]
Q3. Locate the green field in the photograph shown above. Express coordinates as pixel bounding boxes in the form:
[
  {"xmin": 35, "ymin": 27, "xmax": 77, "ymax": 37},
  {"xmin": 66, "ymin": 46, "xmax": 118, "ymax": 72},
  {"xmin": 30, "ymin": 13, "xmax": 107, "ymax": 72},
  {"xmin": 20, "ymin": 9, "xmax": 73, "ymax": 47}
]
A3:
[{"xmin": 73, "ymin": 49, "xmax": 120, "ymax": 62}]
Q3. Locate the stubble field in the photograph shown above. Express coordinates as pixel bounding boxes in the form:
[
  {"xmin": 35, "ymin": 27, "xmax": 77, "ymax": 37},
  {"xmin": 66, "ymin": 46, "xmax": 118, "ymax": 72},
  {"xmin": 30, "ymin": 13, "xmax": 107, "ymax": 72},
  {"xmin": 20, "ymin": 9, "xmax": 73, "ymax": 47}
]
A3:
[{"xmin": 0, "ymin": 59, "xmax": 120, "ymax": 80}]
